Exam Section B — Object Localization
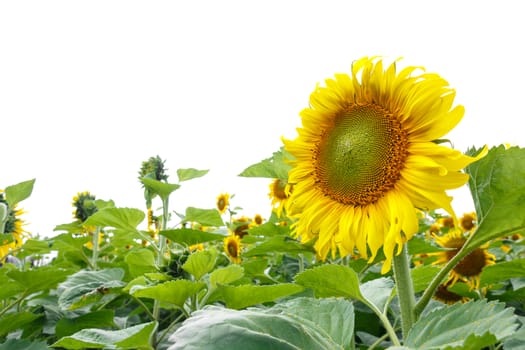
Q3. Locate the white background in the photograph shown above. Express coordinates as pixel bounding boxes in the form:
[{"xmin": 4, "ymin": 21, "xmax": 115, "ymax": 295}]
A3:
[{"xmin": 1, "ymin": 1, "xmax": 523, "ymax": 237}]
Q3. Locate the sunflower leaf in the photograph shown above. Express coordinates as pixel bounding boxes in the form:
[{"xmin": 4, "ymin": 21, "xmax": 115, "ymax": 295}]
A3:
[
  {"xmin": 0, "ymin": 312, "xmax": 43, "ymax": 338},
  {"xmin": 404, "ymin": 300, "xmax": 518, "ymax": 349},
  {"xmin": 0, "ymin": 339, "xmax": 51, "ymax": 350},
  {"xmin": 465, "ymin": 145, "xmax": 525, "ymax": 251},
  {"xmin": 4, "ymin": 179, "xmax": 35, "ymax": 207},
  {"xmin": 140, "ymin": 177, "xmax": 180, "ymax": 201},
  {"xmin": 176, "ymin": 168, "xmax": 209, "ymax": 182},
  {"xmin": 124, "ymin": 248, "xmax": 158, "ymax": 278},
  {"xmin": 166, "ymin": 305, "xmax": 341, "ymax": 350},
  {"xmin": 479, "ymin": 258, "xmax": 525, "ymax": 288},
  {"xmin": 211, "ymin": 284, "xmax": 304, "ymax": 310},
  {"xmin": 295, "ymin": 264, "xmax": 363, "ymax": 300},
  {"xmin": 82, "ymin": 207, "xmax": 145, "ymax": 232},
  {"xmin": 159, "ymin": 228, "xmax": 225, "ymax": 245},
  {"xmin": 130, "ymin": 280, "xmax": 206, "ymax": 309},
  {"xmin": 52, "ymin": 321, "xmax": 157, "ymax": 350},
  {"xmin": 209, "ymin": 265, "xmax": 244, "ymax": 288},
  {"xmin": 182, "ymin": 248, "xmax": 218, "ymax": 280},
  {"xmin": 238, "ymin": 147, "xmax": 292, "ymax": 180},
  {"xmin": 183, "ymin": 207, "xmax": 224, "ymax": 227},
  {"xmin": 243, "ymin": 235, "xmax": 315, "ymax": 257}
]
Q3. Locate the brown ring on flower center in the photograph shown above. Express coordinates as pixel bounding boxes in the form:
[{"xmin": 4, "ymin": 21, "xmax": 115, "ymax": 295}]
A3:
[{"xmin": 314, "ymin": 104, "xmax": 408, "ymax": 206}]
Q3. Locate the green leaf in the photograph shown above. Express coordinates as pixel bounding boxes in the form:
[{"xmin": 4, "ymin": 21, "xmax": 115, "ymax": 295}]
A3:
[
  {"xmin": 360, "ymin": 277, "xmax": 394, "ymax": 312},
  {"xmin": 214, "ymin": 283, "xmax": 304, "ymax": 309},
  {"xmin": 295, "ymin": 264, "xmax": 363, "ymax": 300},
  {"xmin": 465, "ymin": 146, "xmax": 525, "ymax": 252},
  {"xmin": 404, "ymin": 300, "xmax": 518, "ymax": 349},
  {"xmin": 411, "ymin": 265, "xmax": 441, "ymax": 294},
  {"xmin": 57, "ymin": 268, "xmax": 126, "ymax": 310},
  {"xmin": 269, "ymin": 297, "xmax": 355, "ymax": 349},
  {"xmin": 176, "ymin": 168, "xmax": 209, "ymax": 182},
  {"xmin": 503, "ymin": 325, "xmax": 525, "ymax": 350},
  {"xmin": 183, "ymin": 207, "xmax": 224, "ymax": 227},
  {"xmin": 140, "ymin": 177, "xmax": 180, "ymax": 201},
  {"xmin": 15, "ymin": 239, "xmax": 51, "ymax": 259},
  {"xmin": 131, "ymin": 280, "xmax": 206, "ymax": 308},
  {"xmin": 159, "ymin": 228, "xmax": 224, "ymax": 246},
  {"xmin": 243, "ymin": 235, "xmax": 314, "ymax": 257},
  {"xmin": 247, "ymin": 221, "xmax": 290, "ymax": 237},
  {"xmin": 4, "ymin": 179, "xmax": 35, "ymax": 207},
  {"xmin": 125, "ymin": 249, "xmax": 158, "ymax": 278},
  {"xmin": 0, "ymin": 312, "xmax": 42, "ymax": 338},
  {"xmin": 55, "ymin": 310, "xmax": 115, "ymax": 339},
  {"xmin": 168, "ymin": 305, "xmax": 341, "ymax": 350},
  {"xmin": 0, "ymin": 339, "xmax": 51, "ymax": 350},
  {"xmin": 238, "ymin": 148, "xmax": 292, "ymax": 180},
  {"xmin": 7, "ymin": 266, "xmax": 72, "ymax": 294},
  {"xmin": 210, "ymin": 265, "xmax": 245, "ymax": 288},
  {"xmin": 52, "ymin": 321, "xmax": 157, "ymax": 350},
  {"xmin": 83, "ymin": 207, "xmax": 145, "ymax": 232},
  {"xmin": 480, "ymin": 259, "xmax": 525, "ymax": 288},
  {"xmin": 182, "ymin": 248, "xmax": 218, "ymax": 280}
]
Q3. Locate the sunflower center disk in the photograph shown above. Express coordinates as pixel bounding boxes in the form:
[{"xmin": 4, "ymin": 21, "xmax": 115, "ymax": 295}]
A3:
[{"xmin": 316, "ymin": 105, "xmax": 408, "ymax": 206}]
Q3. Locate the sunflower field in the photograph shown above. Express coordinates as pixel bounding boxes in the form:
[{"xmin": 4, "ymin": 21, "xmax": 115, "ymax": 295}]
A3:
[{"xmin": 1, "ymin": 58, "xmax": 525, "ymax": 350}]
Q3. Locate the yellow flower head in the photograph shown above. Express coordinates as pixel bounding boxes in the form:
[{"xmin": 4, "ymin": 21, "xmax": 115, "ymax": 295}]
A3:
[
  {"xmin": 0, "ymin": 190, "xmax": 29, "ymax": 260},
  {"xmin": 283, "ymin": 57, "xmax": 487, "ymax": 273},
  {"xmin": 72, "ymin": 191, "xmax": 97, "ymax": 222},
  {"xmin": 430, "ymin": 230, "xmax": 495, "ymax": 289},
  {"xmin": 459, "ymin": 212, "xmax": 477, "ymax": 232},
  {"xmin": 216, "ymin": 193, "xmax": 230, "ymax": 215},
  {"xmin": 224, "ymin": 234, "xmax": 241, "ymax": 264},
  {"xmin": 253, "ymin": 214, "xmax": 264, "ymax": 226},
  {"xmin": 232, "ymin": 216, "xmax": 251, "ymax": 239},
  {"xmin": 269, "ymin": 179, "xmax": 292, "ymax": 217}
]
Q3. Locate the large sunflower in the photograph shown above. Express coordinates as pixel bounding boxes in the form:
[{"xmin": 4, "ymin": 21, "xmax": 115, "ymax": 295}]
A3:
[{"xmin": 283, "ymin": 57, "xmax": 486, "ymax": 273}]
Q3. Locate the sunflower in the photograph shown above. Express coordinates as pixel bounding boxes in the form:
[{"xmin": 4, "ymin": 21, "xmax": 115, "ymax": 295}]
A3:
[
  {"xmin": 253, "ymin": 214, "xmax": 264, "ymax": 226},
  {"xmin": 231, "ymin": 216, "xmax": 252, "ymax": 238},
  {"xmin": 433, "ymin": 281, "xmax": 470, "ymax": 304},
  {"xmin": 429, "ymin": 230, "xmax": 495, "ymax": 289},
  {"xmin": 72, "ymin": 191, "xmax": 97, "ymax": 222},
  {"xmin": 224, "ymin": 234, "xmax": 241, "ymax": 264},
  {"xmin": 459, "ymin": 212, "xmax": 476, "ymax": 232},
  {"xmin": 283, "ymin": 57, "xmax": 487, "ymax": 273},
  {"xmin": 216, "ymin": 193, "xmax": 230, "ymax": 215},
  {"xmin": 269, "ymin": 179, "xmax": 292, "ymax": 217},
  {"xmin": 0, "ymin": 191, "xmax": 29, "ymax": 260}
]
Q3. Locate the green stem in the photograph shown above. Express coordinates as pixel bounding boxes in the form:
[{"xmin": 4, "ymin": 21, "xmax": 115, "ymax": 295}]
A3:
[
  {"xmin": 91, "ymin": 227, "xmax": 100, "ymax": 271},
  {"xmin": 152, "ymin": 196, "xmax": 170, "ymax": 346},
  {"xmin": 361, "ymin": 298, "xmax": 401, "ymax": 346},
  {"xmin": 392, "ymin": 243, "xmax": 416, "ymax": 340}
]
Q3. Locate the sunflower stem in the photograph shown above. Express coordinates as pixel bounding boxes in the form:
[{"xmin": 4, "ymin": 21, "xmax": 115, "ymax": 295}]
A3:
[
  {"xmin": 91, "ymin": 226, "xmax": 100, "ymax": 271},
  {"xmin": 153, "ymin": 197, "xmax": 170, "ymax": 346},
  {"xmin": 392, "ymin": 243, "xmax": 416, "ymax": 341}
]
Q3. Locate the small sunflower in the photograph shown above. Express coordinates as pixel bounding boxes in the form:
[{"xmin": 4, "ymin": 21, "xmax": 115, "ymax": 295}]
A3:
[
  {"xmin": 433, "ymin": 281, "xmax": 470, "ymax": 305},
  {"xmin": 232, "ymin": 216, "xmax": 251, "ymax": 238},
  {"xmin": 253, "ymin": 214, "xmax": 264, "ymax": 226},
  {"xmin": 459, "ymin": 212, "xmax": 477, "ymax": 232},
  {"xmin": 0, "ymin": 191, "xmax": 29, "ymax": 260},
  {"xmin": 72, "ymin": 191, "xmax": 97, "ymax": 222},
  {"xmin": 283, "ymin": 57, "xmax": 487, "ymax": 273},
  {"xmin": 224, "ymin": 234, "xmax": 241, "ymax": 264},
  {"xmin": 216, "ymin": 193, "xmax": 230, "ymax": 215},
  {"xmin": 429, "ymin": 230, "xmax": 495, "ymax": 289},
  {"xmin": 269, "ymin": 179, "xmax": 292, "ymax": 217},
  {"xmin": 138, "ymin": 155, "xmax": 169, "ymax": 182}
]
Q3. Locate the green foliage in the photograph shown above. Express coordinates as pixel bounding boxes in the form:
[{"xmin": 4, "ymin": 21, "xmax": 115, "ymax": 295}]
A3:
[
  {"xmin": 212, "ymin": 284, "xmax": 305, "ymax": 309},
  {"xmin": 4, "ymin": 179, "xmax": 35, "ymax": 207},
  {"xmin": 238, "ymin": 147, "xmax": 292, "ymax": 180},
  {"xmin": 295, "ymin": 264, "xmax": 362, "ymax": 299},
  {"xmin": 159, "ymin": 228, "xmax": 224, "ymax": 245},
  {"xmin": 404, "ymin": 300, "xmax": 518, "ymax": 349},
  {"xmin": 83, "ymin": 207, "xmax": 145, "ymax": 232},
  {"xmin": 176, "ymin": 168, "xmax": 209, "ymax": 182},
  {"xmin": 130, "ymin": 280, "xmax": 206, "ymax": 309},
  {"xmin": 168, "ymin": 298, "xmax": 351, "ymax": 350},
  {"xmin": 465, "ymin": 146, "xmax": 525, "ymax": 251},
  {"xmin": 183, "ymin": 207, "xmax": 224, "ymax": 227},
  {"xmin": 51, "ymin": 321, "xmax": 157, "ymax": 350}
]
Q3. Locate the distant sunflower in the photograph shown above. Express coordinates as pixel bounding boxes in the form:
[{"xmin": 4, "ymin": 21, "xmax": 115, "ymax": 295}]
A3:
[
  {"xmin": 253, "ymin": 214, "xmax": 264, "ymax": 226},
  {"xmin": 72, "ymin": 191, "xmax": 97, "ymax": 222},
  {"xmin": 216, "ymin": 193, "xmax": 230, "ymax": 215},
  {"xmin": 429, "ymin": 230, "xmax": 495, "ymax": 289},
  {"xmin": 269, "ymin": 179, "xmax": 292, "ymax": 217},
  {"xmin": 224, "ymin": 234, "xmax": 241, "ymax": 264},
  {"xmin": 459, "ymin": 212, "xmax": 477, "ymax": 232},
  {"xmin": 283, "ymin": 57, "xmax": 487, "ymax": 273},
  {"xmin": 232, "ymin": 216, "xmax": 251, "ymax": 238},
  {"xmin": 0, "ymin": 191, "xmax": 29, "ymax": 260},
  {"xmin": 433, "ymin": 282, "xmax": 469, "ymax": 304}
]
